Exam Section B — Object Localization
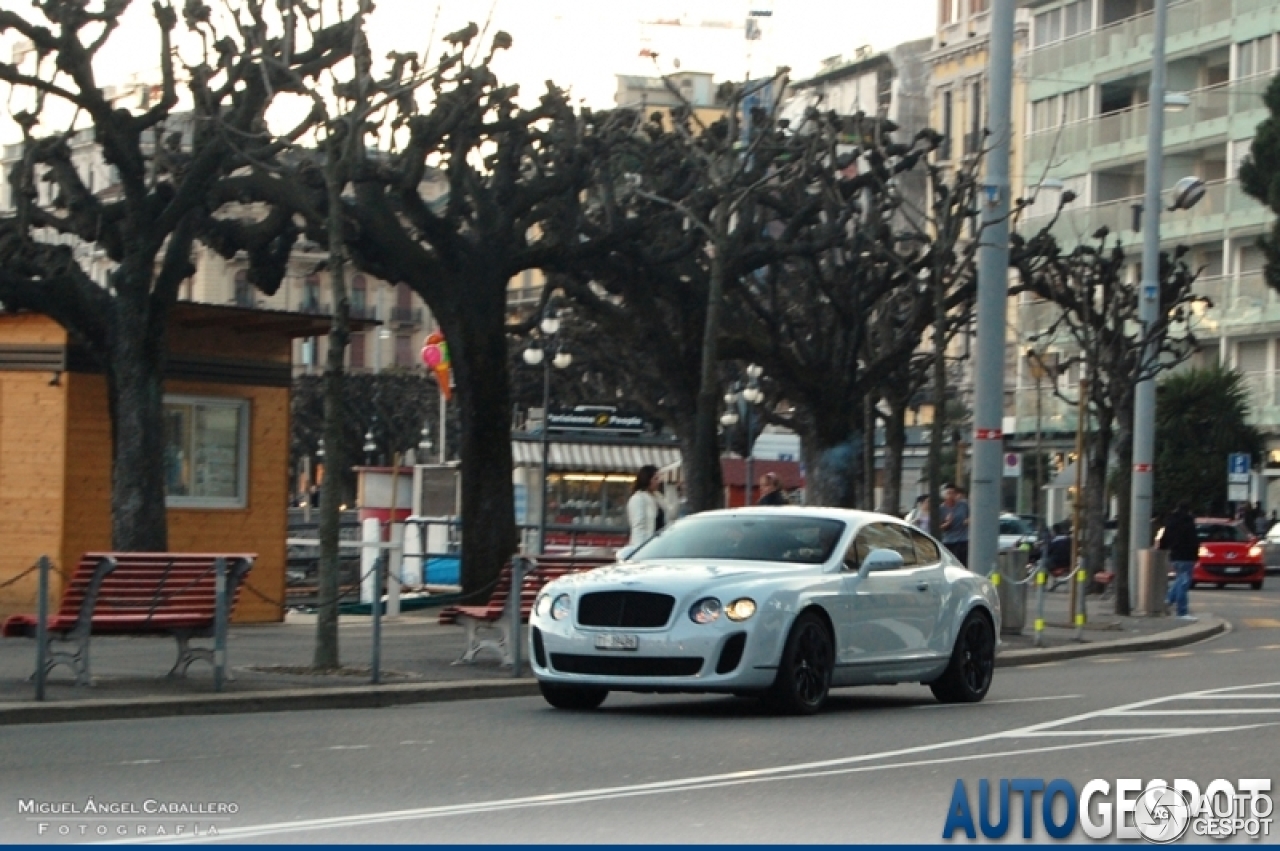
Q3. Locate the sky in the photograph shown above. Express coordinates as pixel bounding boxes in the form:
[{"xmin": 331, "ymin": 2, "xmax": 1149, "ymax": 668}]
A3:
[{"xmin": 2, "ymin": 0, "xmax": 938, "ymax": 143}]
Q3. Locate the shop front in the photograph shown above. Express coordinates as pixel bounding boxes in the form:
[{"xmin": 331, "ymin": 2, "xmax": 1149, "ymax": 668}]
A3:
[{"xmin": 513, "ymin": 406, "xmax": 680, "ymax": 552}]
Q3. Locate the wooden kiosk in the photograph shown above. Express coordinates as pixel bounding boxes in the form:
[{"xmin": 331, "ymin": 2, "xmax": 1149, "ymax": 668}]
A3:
[{"xmin": 0, "ymin": 304, "xmax": 338, "ymax": 624}]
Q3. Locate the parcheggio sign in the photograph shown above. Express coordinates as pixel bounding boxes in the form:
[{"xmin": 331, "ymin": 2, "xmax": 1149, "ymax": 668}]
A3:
[{"xmin": 942, "ymin": 778, "xmax": 1272, "ymax": 842}]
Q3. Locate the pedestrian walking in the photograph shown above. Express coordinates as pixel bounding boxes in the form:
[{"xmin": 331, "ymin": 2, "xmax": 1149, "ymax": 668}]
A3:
[
  {"xmin": 1159, "ymin": 501, "xmax": 1199, "ymax": 620},
  {"xmin": 627, "ymin": 464, "xmax": 668, "ymax": 548},
  {"xmin": 757, "ymin": 472, "xmax": 787, "ymax": 506},
  {"xmin": 906, "ymin": 495, "xmax": 931, "ymax": 531},
  {"xmin": 939, "ymin": 484, "xmax": 970, "ymax": 567}
]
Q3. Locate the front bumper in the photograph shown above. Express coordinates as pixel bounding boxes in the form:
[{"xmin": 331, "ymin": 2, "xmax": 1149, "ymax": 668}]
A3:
[
  {"xmin": 529, "ymin": 616, "xmax": 779, "ymax": 693},
  {"xmin": 1194, "ymin": 561, "xmax": 1265, "ymax": 583}
]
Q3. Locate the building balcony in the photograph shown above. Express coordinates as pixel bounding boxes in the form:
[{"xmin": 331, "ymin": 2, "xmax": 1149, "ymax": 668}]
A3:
[
  {"xmin": 1024, "ymin": 0, "xmax": 1266, "ymax": 84},
  {"xmin": 1025, "ymin": 78, "xmax": 1264, "ymax": 171},
  {"xmin": 1192, "ymin": 272, "xmax": 1280, "ymax": 334},
  {"xmin": 1019, "ymin": 178, "xmax": 1267, "ymax": 249}
]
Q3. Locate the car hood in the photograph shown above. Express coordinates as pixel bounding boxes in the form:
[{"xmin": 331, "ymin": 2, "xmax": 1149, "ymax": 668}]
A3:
[{"xmin": 547, "ymin": 559, "xmax": 816, "ymax": 594}]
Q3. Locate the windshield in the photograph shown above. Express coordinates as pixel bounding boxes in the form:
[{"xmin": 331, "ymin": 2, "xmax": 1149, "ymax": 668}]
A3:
[
  {"xmin": 999, "ymin": 516, "xmax": 1031, "ymax": 536},
  {"xmin": 631, "ymin": 514, "xmax": 847, "ymax": 564},
  {"xmin": 1197, "ymin": 523, "xmax": 1249, "ymax": 543}
]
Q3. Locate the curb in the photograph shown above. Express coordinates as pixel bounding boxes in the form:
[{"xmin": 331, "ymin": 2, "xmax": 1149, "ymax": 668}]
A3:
[
  {"xmin": 995, "ymin": 616, "xmax": 1226, "ymax": 667},
  {"xmin": 0, "ymin": 619, "xmax": 1227, "ymax": 726},
  {"xmin": 0, "ymin": 679, "xmax": 543, "ymax": 726}
]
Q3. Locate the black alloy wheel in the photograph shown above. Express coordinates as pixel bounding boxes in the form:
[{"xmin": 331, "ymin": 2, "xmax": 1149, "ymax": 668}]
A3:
[
  {"xmin": 762, "ymin": 612, "xmax": 833, "ymax": 715},
  {"xmin": 929, "ymin": 611, "xmax": 995, "ymax": 704}
]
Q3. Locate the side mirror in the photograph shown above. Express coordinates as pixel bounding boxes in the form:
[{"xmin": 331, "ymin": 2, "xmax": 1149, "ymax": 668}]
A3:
[{"xmin": 858, "ymin": 548, "xmax": 905, "ymax": 577}]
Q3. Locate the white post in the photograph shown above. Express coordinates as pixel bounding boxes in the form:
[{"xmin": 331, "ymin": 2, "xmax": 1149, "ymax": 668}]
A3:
[
  {"xmin": 360, "ymin": 517, "xmax": 381, "ymax": 604},
  {"xmin": 387, "ymin": 522, "xmax": 404, "ymax": 617},
  {"xmin": 402, "ymin": 521, "xmax": 424, "ymax": 586}
]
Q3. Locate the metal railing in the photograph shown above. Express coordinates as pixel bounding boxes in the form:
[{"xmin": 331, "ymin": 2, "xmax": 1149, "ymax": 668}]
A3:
[
  {"xmin": 1026, "ymin": 78, "xmax": 1265, "ymax": 164},
  {"xmin": 1028, "ymin": 0, "xmax": 1235, "ymax": 77}
]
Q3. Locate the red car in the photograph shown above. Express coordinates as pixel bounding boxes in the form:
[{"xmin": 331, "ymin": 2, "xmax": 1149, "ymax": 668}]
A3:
[{"xmin": 1187, "ymin": 518, "xmax": 1265, "ymax": 590}]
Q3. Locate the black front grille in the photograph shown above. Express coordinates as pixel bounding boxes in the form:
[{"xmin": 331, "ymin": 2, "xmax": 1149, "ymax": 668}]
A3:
[
  {"xmin": 577, "ymin": 591, "xmax": 675, "ymax": 628},
  {"xmin": 1203, "ymin": 563, "xmax": 1260, "ymax": 577},
  {"xmin": 550, "ymin": 654, "xmax": 703, "ymax": 677},
  {"xmin": 716, "ymin": 633, "xmax": 748, "ymax": 674}
]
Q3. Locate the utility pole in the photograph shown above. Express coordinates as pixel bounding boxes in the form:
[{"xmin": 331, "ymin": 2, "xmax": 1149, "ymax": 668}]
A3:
[
  {"xmin": 1128, "ymin": 0, "xmax": 1169, "ymax": 614},
  {"xmin": 968, "ymin": 0, "xmax": 1016, "ymax": 577}
]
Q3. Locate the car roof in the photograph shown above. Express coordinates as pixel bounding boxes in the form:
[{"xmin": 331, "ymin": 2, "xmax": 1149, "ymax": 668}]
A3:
[{"xmin": 1195, "ymin": 517, "xmax": 1236, "ymax": 525}]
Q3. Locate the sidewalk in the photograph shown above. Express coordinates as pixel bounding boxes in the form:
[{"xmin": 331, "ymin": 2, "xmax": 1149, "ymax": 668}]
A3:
[{"xmin": 0, "ymin": 588, "xmax": 1225, "ymax": 725}]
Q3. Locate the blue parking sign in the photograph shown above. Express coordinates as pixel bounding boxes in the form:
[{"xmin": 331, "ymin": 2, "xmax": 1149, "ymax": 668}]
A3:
[{"xmin": 1229, "ymin": 453, "xmax": 1250, "ymax": 476}]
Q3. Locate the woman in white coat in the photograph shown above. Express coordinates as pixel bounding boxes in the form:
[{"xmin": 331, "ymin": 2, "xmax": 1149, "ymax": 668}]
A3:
[{"xmin": 626, "ymin": 464, "xmax": 667, "ymax": 548}]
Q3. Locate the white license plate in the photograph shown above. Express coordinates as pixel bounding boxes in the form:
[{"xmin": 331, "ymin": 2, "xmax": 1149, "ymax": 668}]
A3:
[
  {"xmin": 1225, "ymin": 567, "xmax": 1243, "ymax": 573},
  {"xmin": 594, "ymin": 633, "xmax": 639, "ymax": 651}
]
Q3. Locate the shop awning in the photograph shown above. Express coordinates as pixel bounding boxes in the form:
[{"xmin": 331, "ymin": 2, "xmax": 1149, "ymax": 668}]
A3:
[{"xmin": 512, "ymin": 440, "xmax": 681, "ymax": 473}]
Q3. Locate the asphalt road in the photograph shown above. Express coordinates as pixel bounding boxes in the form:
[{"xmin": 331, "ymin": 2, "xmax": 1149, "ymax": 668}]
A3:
[{"xmin": 3, "ymin": 584, "xmax": 1277, "ymax": 845}]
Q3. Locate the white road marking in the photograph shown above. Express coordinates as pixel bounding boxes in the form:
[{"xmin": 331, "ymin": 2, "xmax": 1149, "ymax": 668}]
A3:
[
  {"xmin": 913, "ymin": 694, "xmax": 1081, "ymax": 709},
  {"xmin": 1106, "ymin": 708, "xmax": 1280, "ymax": 715},
  {"xmin": 118, "ymin": 681, "xmax": 1280, "ymax": 844},
  {"xmin": 1212, "ymin": 648, "xmax": 1243, "ymax": 653},
  {"xmin": 1178, "ymin": 693, "xmax": 1280, "ymax": 699},
  {"xmin": 326, "ymin": 745, "xmax": 371, "ymax": 750}
]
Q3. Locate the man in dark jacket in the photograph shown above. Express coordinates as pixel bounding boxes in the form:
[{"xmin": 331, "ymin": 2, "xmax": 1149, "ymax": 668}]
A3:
[{"xmin": 1159, "ymin": 501, "xmax": 1199, "ymax": 619}]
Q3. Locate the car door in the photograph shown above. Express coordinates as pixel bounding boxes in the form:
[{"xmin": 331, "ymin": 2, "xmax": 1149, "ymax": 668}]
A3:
[
  {"xmin": 909, "ymin": 528, "xmax": 948, "ymax": 655},
  {"xmin": 837, "ymin": 522, "xmax": 930, "ymax": 667}
]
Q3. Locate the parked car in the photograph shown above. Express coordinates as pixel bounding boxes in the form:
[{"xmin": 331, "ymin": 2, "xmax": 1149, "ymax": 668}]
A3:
[
  {"xmin": 528, "ymin": 507, "xmax": 1000, "ymax": 715},
  {"xmin": 1158, "ymin": 518, "xmax": 1265, "ymax": 590},
  {"xmin": 1262, "ymin": 523, "xmax": 1280, "ymax": 574},
  {"xmin": 999, "ymin": 514, "xmax": 1039, "ymax": 553}
]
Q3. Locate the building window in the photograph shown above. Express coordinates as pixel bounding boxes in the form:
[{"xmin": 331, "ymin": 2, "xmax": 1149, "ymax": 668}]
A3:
[
  {"xmin": 234, "ymin": 269, "xmax": 253, "ymax": 308},
  {"xmin": 1237, "ymin": 36, "xmax": 1275, "ymax": 79},
  {"xmin": 970, "ymin": 0, "xmax": 988, "ymax": 13},
  {"xmin": 303, "ymin": 274, "xmax": 321, "ymax": 312},
  {"xmin": 350, "ymin": 333, "xmax": 366, "ymax": 370},
  {"xmin": 164, "ymin": 396, "xmax": 249, "ymax": 509},
  {"xmin": 965, "ymin": 80, "xmax": 984, "ymax": 155},
  {"xmin": 941, "ymin": 0, "xmax": 959, "ymax": 25},
  {"xmin": 395, "ymin": 333, "xmax": 413, "ymax": 367},
  {"xmin": 351, "ymin": 274, "xmax": 367, "ymax": 315},
  {"xmin": 938, "ymin": 90, "xmax": 954, "ymax": 160}
]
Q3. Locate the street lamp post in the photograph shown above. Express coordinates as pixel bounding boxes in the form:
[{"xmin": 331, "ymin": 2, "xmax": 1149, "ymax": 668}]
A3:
[
  {"xmin": 363, "ymin": 426, "xmax": 377, "ymax": 467},
  {"xmin": 523, "ymin": 308, "xmax": 572, "ymax": 554},
  {"xmin": 721, "ymin": 364, "xmax": 765, "ymax": 507}
]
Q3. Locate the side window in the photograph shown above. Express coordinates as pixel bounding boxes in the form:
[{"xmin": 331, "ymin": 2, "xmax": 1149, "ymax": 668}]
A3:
[
  {"xmin": 846, "ymin": 523, "xmax": 915, "ymax": 569},
  {"xmin": 911, "ymin": 529, "xmax": 942, "ymax": 565}
]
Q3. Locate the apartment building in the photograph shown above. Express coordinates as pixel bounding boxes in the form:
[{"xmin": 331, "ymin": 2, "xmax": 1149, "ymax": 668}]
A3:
[{"xmin": 1015, "ymin": 0, "xmax": 1280, "ymax": 498}]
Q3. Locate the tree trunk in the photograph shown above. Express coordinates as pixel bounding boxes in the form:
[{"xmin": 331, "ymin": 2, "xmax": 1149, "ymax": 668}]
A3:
[
  {"xmin": 105, "ymin": 290, "xmax": 169, "ymax": 551},
  {"xmin": 315, "ymin": 154, "xmax": 351, "ymax": 671},
  {"xmin": 882, "ymin": 401, "xmax": 908, "ymax": 515},
  {"xmin": 1083, "ymin": 422, "xmax": 1111, "ymax": 588},
  {"xmin": 688, "ymin": 219, "xmax": 730, "ymax": 514},
  {"xmin": 801, "ymin": 433, "xmax": 858, "ymax": 507},
  {"xmin": 450, "ymin": 287, "xmax": 518, "ymax": 597},
  {"xmin": 1112, "ymin": 421, "xmax": 1134, "ymax": 615}
]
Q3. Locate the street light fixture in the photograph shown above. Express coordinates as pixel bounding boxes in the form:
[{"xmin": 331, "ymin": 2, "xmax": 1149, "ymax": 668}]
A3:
[
  {"xmin": 363, "ymin": 426, "xmax": 377, "ymax": 466},
  {"xmin": 722, "ymin": 364, "xmax": 766, "ymax": 505},
  {"xmin": 418, "ymin": 424, "xmax": 433, "ymax": 456},
  {"xmin": 526, "ymin": 305, "xmax": 572, "ymax": 554}
]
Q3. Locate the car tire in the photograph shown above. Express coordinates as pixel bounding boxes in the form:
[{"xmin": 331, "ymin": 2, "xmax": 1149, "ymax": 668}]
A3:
[
  {"xmin": 538, "ymin": 682, "xmax": 608, "ymax": 711},
  {"xmin": 761, "ymin": 611, "xmax": 833, "ymax": 716},
  {"xmin": 1252, "ymin": 581, "xmax": 1264, "ymax": 591},
  {"xmin": 930, "ymin": 610, "xmax": 995, "ymax": 704}
]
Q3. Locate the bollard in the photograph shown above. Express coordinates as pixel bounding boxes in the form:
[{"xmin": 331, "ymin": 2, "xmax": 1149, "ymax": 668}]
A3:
[
  {"xmin": 387, "ymin": 523, "xmax": 404, "ymax": 618},
  {"xmin": 509, "ymin": 556, "xmax": 526, "ymax": 677},
  {"xmin": 371, "ymin": 554, "xmax": 384, "ymax": 685},
  {"xmin": 214, "ymin": 558, "xmax": 228, "ymax": 692},
  {"xmin": 1073, "ymin": 565, "xmax": 1087, "ymax": 641},
  {"xmin": 35, "ymin": 556, "xmax": 50, "ymax": 701},
  {"xmin": 360, "ymin": 518, "xmax": 381, "ymax": 604},
  {"xmin": 1034, "ymin": 563, "xmax": 1047, "ymax": 648}
]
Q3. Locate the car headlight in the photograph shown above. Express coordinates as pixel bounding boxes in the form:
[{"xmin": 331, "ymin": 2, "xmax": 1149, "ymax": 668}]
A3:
[
  {"xmin": 1198, "ymin": 546, "xmax": 1211, "ymax": 558},
  {"xmin": 550, "ymin": 594, "xmax": 572, "ymax": 621},
  {"xmin": 725, "ymin": 598, "xmax": 757, "ymax": 622},
  {"xmin": 1249, "ymin": 545, "xmax": 1263, "ymax": 558},
  {"xmin": 689, "ymin": 597, "xmax": 721, "ymax": 624},
  {"xmin": 534, "ymin": 594, "xmax": 552, "ymax": 617}
]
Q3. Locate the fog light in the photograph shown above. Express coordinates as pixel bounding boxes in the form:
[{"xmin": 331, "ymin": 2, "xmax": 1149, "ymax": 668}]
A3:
[{"xmin": 725, "ymin": 598, "xmax": 757, "ymax": 621}]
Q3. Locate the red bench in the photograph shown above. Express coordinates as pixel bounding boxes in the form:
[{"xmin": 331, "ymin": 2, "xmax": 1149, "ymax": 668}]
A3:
[
  {"xmin": 1, "ymin": 552, "xmax": 255, "ymax": 685},
  {"xmin": 442, "ymin": 555, "xmax": 614, "ymax": 665}
]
